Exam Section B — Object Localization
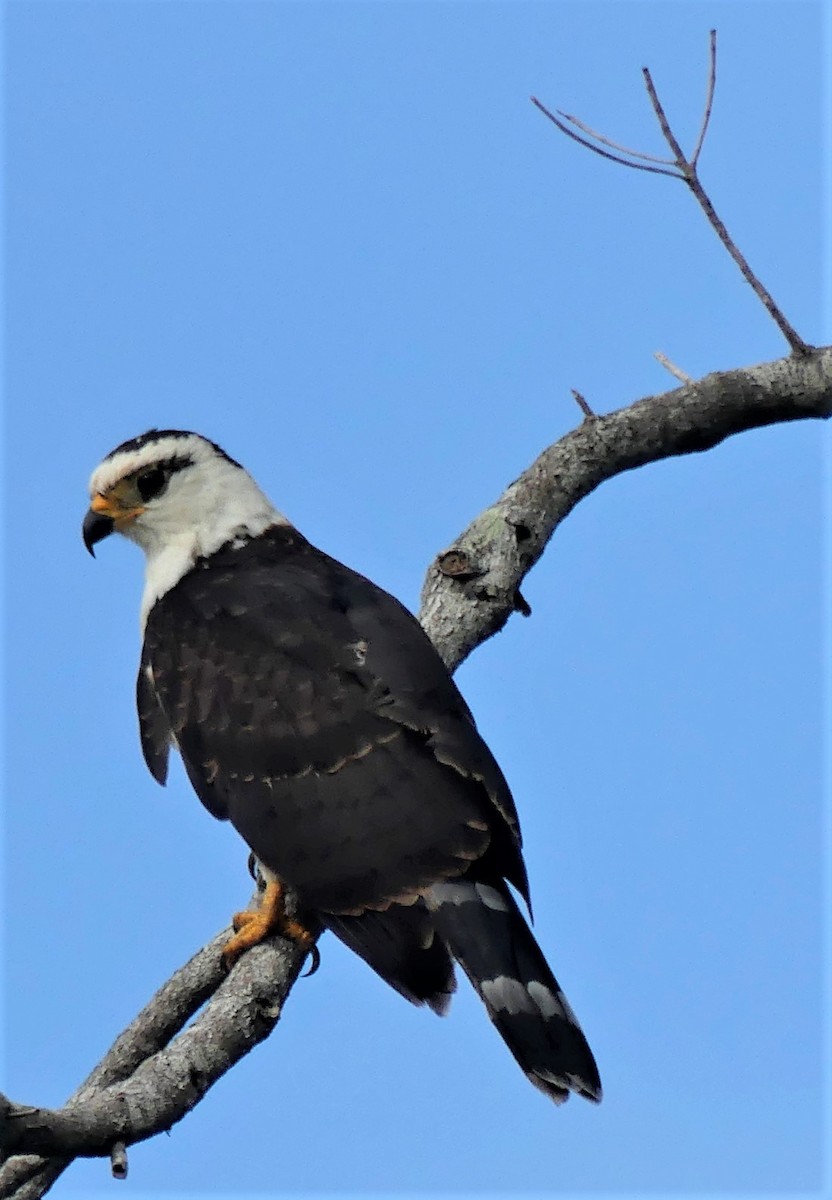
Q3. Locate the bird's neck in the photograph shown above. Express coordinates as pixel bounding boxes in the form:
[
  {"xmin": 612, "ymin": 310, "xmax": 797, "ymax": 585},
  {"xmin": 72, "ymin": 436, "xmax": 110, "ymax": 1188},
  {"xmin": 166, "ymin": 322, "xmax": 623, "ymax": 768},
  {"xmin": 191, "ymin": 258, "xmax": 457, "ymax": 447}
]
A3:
[{"xmin": 138, "ymin": 501, "xmax": 290, "ymax": 630}]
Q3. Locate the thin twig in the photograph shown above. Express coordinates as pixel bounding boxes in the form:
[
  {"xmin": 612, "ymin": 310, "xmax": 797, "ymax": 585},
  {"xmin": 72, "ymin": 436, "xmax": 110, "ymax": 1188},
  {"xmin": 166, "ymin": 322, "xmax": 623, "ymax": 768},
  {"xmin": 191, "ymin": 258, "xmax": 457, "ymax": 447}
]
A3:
[
  {"xmin": 109, "ymin": 1143, "xmax": 128, "ymax": 1180},
  {"xmin": 644, "ymin": 54, "xmax": 811, "ymax": 355},
  {"xmin": 534, "ymin": 33, "xmax": 813, "ymax": 356},
  {"xmin": 555, "ymin": 110, "xmax": 675, "ymax": 166},
  {"xmin": 571, "ymin": 388, "xmax": 596, "ymax": 419},
  {"xmin": 690, "ymin": 29, "xmax": 717, "ymax": 167},
  {"xmin": 643, "ymin": 54, "xmax": 811, "ymax": 355},
  {"xmin": 641, "ymin": 66, "xmax": 688, "ymax": 167},
  {"xmin": 531, "ymin": 97, "xmax": 683, "ymax": 178},
  {"xmin": 680, "ymin": 171, "xmax": 812, "ymax": 354},
  {"xmin": 654, "ymin": 352, "xmax": 693, "ymax": 384}
]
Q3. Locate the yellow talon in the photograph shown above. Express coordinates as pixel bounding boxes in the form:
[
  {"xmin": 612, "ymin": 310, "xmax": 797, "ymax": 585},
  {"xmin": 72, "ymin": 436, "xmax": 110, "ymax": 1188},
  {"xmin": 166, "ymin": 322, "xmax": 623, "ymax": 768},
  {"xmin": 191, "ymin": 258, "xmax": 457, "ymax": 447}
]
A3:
[{"xmin": 222, "ymin": 878, "xmax": 316, "ymax": 969}]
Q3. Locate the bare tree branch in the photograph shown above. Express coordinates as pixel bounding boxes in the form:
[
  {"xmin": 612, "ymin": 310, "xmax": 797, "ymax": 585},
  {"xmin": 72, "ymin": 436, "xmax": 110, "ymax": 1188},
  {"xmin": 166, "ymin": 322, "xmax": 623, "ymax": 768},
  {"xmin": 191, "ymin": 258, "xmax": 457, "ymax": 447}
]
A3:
[
  {"xmin": 0, "ymin": 930, "xmax": 236, "ymax": 1196},
  {"xmin": 654, "ymin": 352, "xmax": 694, "ymax": 384},
  {"xmin": 641, "ymin": 63, "xmax": 689, "ymax": 164},
  {"xmin": 108, "ymin": 1144, "xmax": 127, "ymax": 1181},
  {"xmin": 0, "ymin": 928, "xmax": 311, "ymax": 1193},
  {"xmin": 420, "ymin": 348, "xmax": 831, "ymax": 667},
  {"xmin": 571, "ymin": 388, "xmax": 596, "ymax": 419},
  {"xmin": 530, "ymin": 96, "xmax": 682, "ymax": 178},
  {"xmin": 675, "ymin": 164, "xmax": 812, "ymax": 356},
  {"xmin": 690, "ymin": 28, "xmax": 717, "ymax": 167},
  {"xmin": 534, "ymin": 30, "xmax": 814, "ymax": 356},
  {"xmin": 0, "ymin": 939, "xmax": 308, "ymax": 1159},
  {"xmin": 551, "ymin": 109, "xmax": 675, "ymax": 166}
]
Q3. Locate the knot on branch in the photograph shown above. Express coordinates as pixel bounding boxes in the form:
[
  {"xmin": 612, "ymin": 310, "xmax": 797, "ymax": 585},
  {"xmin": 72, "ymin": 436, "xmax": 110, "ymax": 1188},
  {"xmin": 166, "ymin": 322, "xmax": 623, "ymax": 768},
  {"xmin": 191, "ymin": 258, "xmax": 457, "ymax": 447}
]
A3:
[{"xmin": 436, "ymin": 549, "xmax": 483, "ymax": 580}]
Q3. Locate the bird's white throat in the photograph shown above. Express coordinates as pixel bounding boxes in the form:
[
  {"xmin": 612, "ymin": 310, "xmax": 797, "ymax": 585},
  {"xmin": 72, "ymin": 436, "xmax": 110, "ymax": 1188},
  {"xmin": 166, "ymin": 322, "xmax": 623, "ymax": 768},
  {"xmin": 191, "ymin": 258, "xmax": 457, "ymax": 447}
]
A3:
[{"xmin": 130, "ymin": 453, "xmax": 288, "ymax": 628}]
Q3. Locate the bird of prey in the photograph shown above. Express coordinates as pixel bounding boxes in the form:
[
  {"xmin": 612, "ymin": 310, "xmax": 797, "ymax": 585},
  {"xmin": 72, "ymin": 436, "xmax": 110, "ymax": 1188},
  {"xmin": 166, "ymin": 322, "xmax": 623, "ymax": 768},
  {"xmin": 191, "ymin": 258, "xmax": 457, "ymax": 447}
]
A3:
[{"xmin": 83, "ymin": 428, "xmax": 601, "ymax": 1105}]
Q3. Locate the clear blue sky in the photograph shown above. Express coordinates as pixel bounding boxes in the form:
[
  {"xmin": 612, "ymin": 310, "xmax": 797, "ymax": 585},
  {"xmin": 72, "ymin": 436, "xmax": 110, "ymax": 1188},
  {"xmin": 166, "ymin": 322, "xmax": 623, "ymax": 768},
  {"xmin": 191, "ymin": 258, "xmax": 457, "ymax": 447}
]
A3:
[{"xmin": 3, "ymin": 2, "xmax": 828, "ymax": 1197}]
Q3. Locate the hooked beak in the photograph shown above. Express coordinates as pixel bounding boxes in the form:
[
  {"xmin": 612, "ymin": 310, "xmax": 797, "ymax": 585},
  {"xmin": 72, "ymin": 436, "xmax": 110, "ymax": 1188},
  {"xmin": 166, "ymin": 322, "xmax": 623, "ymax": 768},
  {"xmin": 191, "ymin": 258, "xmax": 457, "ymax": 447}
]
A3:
[
  {"xmin": 82, "ymin": 507, "xmax": 115, "ymax": 556},
  {"xmin": 82, "ymin": 492, "xmax": 145, "ymax": 555}
]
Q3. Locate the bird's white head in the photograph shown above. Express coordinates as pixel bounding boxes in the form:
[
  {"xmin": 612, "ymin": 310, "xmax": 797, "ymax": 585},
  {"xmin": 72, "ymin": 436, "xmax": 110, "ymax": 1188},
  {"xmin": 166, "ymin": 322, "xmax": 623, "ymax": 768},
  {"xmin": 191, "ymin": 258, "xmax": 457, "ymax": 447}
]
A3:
[{"xmin": 84, "ymin": 429, "xmax": 287, "ymax": 626}]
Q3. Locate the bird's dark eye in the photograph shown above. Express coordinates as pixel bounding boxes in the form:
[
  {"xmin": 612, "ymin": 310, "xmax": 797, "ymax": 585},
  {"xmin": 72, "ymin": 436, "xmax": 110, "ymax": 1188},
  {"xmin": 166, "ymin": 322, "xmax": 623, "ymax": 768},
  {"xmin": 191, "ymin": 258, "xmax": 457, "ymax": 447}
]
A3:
[{"xmin": 136, "ymin": 466, "xmax": 168, "ymax": 502}]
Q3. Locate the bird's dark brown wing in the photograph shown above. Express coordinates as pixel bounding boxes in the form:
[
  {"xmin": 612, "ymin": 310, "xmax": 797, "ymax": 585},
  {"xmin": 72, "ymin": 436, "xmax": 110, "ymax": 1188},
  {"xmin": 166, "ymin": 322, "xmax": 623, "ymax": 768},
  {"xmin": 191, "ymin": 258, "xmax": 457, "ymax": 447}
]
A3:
[
  {"xmin": 140, "ymin": 526, "xmax": 528, "ymax": 915},
  {"xmin": 136, "ymin": 645, "xmax": 170, "ymax": 786}
]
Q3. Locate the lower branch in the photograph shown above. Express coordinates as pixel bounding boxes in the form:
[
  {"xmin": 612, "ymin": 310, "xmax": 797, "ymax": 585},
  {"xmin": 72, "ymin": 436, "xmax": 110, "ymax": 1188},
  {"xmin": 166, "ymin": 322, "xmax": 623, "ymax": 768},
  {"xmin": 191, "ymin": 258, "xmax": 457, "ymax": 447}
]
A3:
[
  {"xmin": 1, "ymin": 934, "xmax": 309, "ymax": 1161},
  {"xmin": 0, "ymin": 924, "xmax": 314, "ymax": 1196}
]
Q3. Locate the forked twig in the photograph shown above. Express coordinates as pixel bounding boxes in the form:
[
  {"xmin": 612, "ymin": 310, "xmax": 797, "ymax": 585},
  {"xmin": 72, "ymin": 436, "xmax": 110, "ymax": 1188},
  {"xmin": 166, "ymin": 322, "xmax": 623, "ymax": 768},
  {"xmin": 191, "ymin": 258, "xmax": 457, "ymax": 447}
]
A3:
[
  {"xmin": 552, "ymin": 109, "xmax": 675, "ymax": 166},
  {"xmin": 690, "ymin": 28, "xmax": 717, "ymax": 167},
  {"xmin": 534, "ymin": 30, "xmax": 812, "ymax": 356},
  {"xmin": 530, "ymin": 98, "xmax": 680, "ymax": 179},
  {"xmin": 640, "ymin": 66, "xmax": 687, "ymax": 164}
]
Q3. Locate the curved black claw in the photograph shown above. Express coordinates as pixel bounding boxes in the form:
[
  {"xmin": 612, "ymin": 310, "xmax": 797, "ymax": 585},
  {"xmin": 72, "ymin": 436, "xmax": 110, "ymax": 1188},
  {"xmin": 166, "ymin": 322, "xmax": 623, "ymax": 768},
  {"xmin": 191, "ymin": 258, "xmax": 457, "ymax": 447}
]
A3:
[
  {"xmin": 247, "ymin": 852, "xmax": 259, "ymax": 881},
  {"xmin": 301, "ymin": 942, "xmax": 321, "ymax": 978}
]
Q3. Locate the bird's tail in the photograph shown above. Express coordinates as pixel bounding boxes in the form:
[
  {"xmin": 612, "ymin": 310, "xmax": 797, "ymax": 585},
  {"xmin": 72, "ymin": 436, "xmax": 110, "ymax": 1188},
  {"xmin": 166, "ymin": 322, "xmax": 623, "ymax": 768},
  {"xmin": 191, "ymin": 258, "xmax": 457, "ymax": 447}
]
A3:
[
  {"xmin": 426, "ymin": 878, "xmax": 602, "ymax": 1104},
  {"xmin": 323, "ymin": 903, "xmax": 456, "ymax": 1014}
]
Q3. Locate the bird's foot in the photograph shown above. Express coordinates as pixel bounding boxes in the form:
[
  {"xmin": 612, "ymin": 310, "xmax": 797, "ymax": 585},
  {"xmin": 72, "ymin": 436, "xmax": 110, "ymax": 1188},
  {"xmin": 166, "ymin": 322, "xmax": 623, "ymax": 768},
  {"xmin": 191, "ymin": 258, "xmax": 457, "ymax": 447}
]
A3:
[{"xmin": 222, "ymin": 878, "xmax": 318, "ymax": 971}]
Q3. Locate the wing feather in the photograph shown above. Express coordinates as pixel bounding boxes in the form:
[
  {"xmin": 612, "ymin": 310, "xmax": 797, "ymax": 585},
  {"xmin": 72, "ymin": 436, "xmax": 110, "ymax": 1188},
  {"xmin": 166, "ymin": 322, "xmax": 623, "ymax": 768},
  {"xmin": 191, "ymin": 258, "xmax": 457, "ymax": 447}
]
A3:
[
  {"xmin": 136, "ymin": 648, "xmax": 170, "ymax": 785},
  {"xmin": 141, "ymin": 527, "xmax": 528, "ymax": 913}
]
